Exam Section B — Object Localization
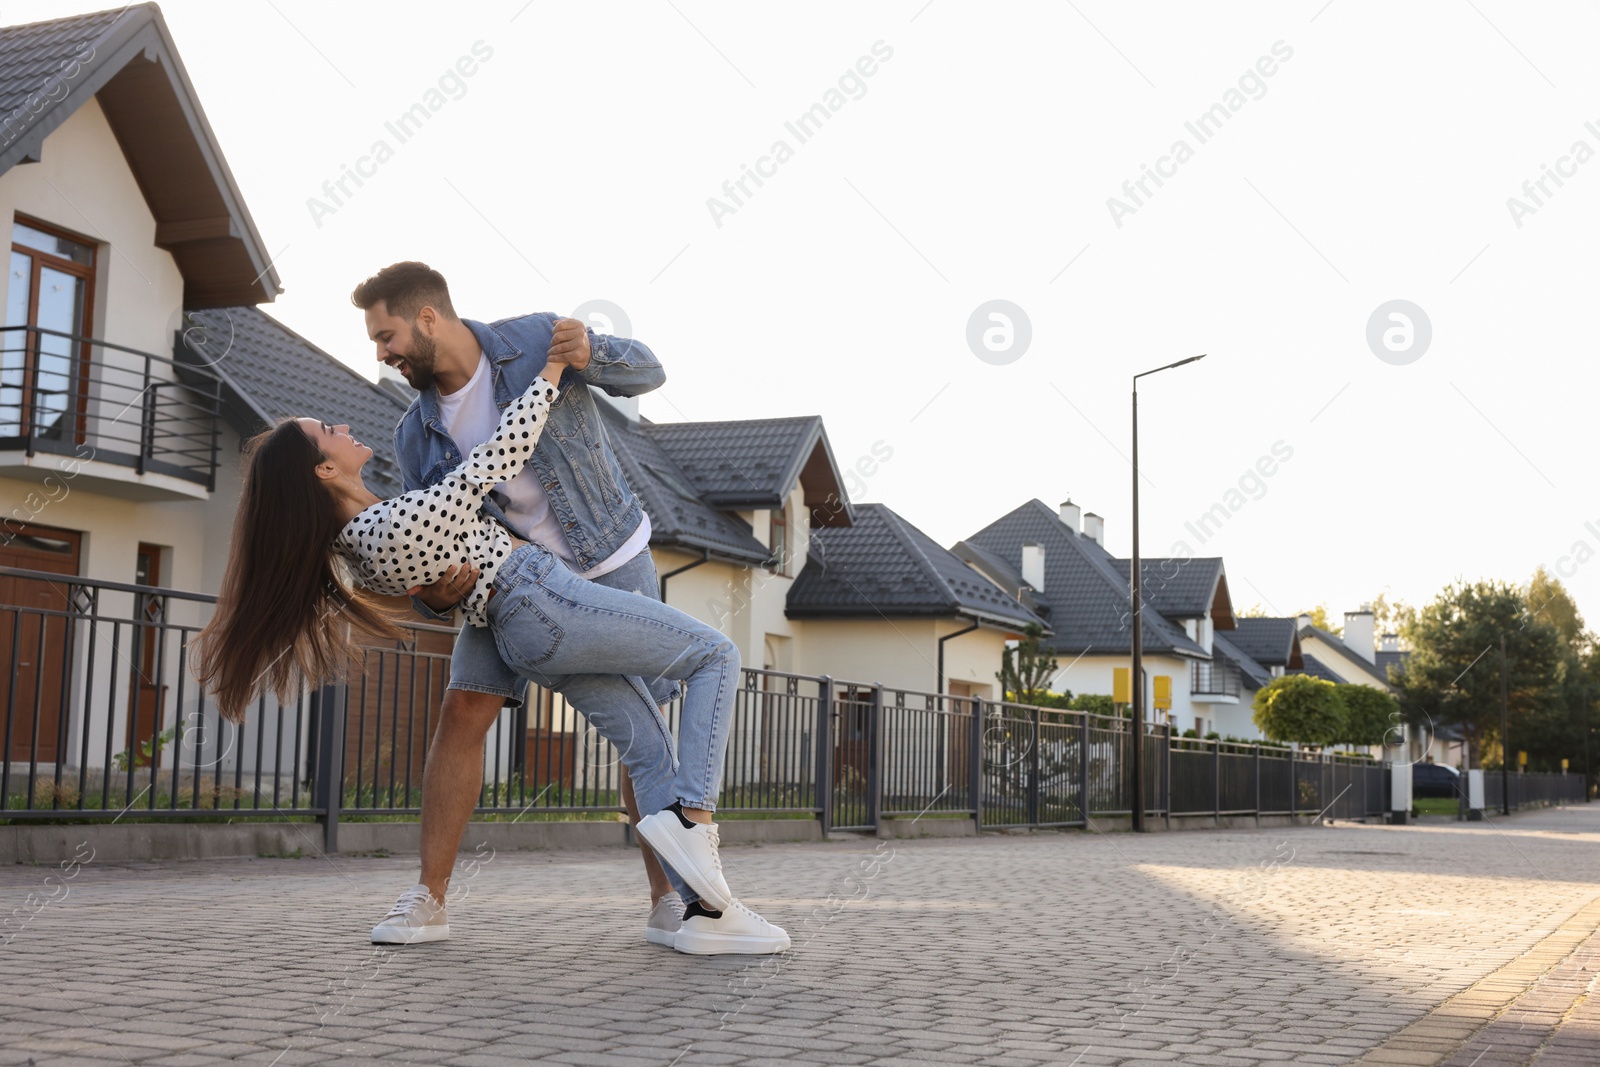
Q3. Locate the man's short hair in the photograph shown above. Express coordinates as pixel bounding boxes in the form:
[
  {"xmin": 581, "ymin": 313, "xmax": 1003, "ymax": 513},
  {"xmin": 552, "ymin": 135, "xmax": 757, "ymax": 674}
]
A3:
[{"xmin": 350, "ymin": 262, "xmax": 457, "ymax": 322}]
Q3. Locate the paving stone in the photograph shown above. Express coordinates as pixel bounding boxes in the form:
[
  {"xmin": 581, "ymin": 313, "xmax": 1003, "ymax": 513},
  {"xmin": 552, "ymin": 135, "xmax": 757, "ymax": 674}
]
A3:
[{"xmin": 3, "ymin": 804, "xmax": 1599, "ymax": 1064}]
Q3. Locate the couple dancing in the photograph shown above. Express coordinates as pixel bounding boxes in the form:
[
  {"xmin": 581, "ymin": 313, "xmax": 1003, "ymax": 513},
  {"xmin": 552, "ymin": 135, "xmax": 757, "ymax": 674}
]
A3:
[{"xmin": 196, "ymin": 261, "xmax": 787, "ymax": 955}]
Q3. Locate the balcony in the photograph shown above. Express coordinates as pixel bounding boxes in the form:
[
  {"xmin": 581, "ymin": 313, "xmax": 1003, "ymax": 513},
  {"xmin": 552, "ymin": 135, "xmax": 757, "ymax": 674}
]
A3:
[
  {"xmin": 0, "ymin": 325, "xmax": 223, "ymax": 499},
  {"xmin": 1191, "ymin": 654, "xmax": 1242, "ymax": 702}
]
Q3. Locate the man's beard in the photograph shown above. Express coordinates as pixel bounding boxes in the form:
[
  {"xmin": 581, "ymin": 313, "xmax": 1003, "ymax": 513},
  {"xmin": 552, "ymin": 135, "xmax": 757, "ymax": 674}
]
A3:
[{"xmin": 400, "ymin": 324, "xmax": 438, "ymax": 391}]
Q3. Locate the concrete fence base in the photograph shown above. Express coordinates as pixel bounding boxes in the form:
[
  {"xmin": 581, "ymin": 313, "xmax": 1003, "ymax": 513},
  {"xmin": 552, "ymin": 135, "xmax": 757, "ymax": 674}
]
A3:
[{"xmin": 0, "ymin": 817, "xmax": 824, "ymax": 866}]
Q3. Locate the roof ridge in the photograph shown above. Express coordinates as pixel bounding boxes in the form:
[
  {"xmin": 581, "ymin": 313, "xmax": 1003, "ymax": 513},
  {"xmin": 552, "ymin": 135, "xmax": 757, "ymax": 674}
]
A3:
[{"xmin": 873, "ymin": 504, "xmax": 962, "ymax": 615}]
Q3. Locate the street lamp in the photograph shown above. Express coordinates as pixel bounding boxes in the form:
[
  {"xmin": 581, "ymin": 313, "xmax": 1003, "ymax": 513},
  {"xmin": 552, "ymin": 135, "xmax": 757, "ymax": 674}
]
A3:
[{"xmin": 1131, "ymin": 353, "xmax": 1207, "ymax": 833}]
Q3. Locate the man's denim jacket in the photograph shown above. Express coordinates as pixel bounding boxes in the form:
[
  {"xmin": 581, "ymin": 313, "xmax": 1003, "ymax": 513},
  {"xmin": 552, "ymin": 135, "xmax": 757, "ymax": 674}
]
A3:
[{"xmin": 393, "ymin": 313, "xmax": 663, "ymax": 619}]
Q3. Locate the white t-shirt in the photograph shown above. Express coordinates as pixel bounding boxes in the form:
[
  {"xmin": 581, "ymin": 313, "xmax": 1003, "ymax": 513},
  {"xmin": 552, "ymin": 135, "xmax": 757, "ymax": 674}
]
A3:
[{"xmin": 435, "ymin": 354, "xmax": 651, "ymax": 578}]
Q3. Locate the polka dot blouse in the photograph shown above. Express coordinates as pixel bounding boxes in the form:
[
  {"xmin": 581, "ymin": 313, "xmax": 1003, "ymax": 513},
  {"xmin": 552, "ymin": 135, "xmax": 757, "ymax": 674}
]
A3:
[{"xmin": 334, "ymin": 376, "xmax": 559, "ymax": 626}]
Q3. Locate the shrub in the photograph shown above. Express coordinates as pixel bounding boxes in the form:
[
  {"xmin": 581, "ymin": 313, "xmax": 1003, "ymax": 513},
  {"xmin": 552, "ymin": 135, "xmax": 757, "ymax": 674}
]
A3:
[{"xmin": 1252, "ymin": 675, "xmax": 1347, "ymax": 746}]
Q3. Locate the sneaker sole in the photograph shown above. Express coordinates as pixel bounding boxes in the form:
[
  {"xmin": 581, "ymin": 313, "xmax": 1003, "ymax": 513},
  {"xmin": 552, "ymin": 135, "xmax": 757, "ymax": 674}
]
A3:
[
  {"xmin": 645, "ymin": 927, "xmax": 677, "ymax": 947},
  {"xmin": 370, "ymin": 923, "xmax": 449, "ymax": 945},
  {"xmin": 674, "ymin": 930, "xmax": 791, "ymax": 955},
  {"xmin": 635, "ymin": 814, "xmax": 733, "ymax": 911}
]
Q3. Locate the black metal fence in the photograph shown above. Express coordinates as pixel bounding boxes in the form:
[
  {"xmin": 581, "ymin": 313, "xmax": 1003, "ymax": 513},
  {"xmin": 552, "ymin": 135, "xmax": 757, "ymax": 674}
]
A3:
[
  {"xmin": 4, "ymin": 567, "xmax": 1583, "ymax": 845},
  {"xmin": 1485, "ymin": 770, "xmax": 1586, "ymax": 810}
]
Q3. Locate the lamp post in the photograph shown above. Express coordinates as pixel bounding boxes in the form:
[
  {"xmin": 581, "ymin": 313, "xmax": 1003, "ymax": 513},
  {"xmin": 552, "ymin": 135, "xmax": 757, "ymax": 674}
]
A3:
[{"xmin": 1131, "ymin": 354, "xmax": 1207, "ymax": 832}]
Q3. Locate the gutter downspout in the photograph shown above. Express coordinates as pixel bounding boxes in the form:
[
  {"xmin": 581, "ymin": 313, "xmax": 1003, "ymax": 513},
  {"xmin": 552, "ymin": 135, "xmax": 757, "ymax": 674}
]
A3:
[
  {"xmin": 659, "ymin": 549, "xmax": 712, "ymax": 602},
  {"xmin": 937, "ymin": 619, "xmax": 981, "ymax": 695}
]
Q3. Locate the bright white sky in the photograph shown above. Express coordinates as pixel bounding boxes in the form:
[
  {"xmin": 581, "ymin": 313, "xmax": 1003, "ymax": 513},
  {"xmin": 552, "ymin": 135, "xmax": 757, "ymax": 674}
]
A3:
[{"xmin": 16, "ymin": 0, "xmax": 1599, "ymax": 630}]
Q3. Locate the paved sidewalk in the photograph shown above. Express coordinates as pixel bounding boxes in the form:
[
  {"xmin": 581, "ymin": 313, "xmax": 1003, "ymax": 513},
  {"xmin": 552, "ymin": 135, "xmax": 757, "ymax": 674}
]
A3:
[{"xmin": 2, "ymin": 804, "xmax": 1598, "ymax": 1066}]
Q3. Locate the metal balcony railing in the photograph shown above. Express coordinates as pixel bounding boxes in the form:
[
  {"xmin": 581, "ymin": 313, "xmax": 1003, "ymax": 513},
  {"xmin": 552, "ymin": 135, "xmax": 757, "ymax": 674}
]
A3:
[
  {"xmin": 1191, "ymin": 654, "xmax": 1242, "ymax": 698},
  {"xmin": 0, "ymin": 325, "xmax": 224, "ymax": 489}
]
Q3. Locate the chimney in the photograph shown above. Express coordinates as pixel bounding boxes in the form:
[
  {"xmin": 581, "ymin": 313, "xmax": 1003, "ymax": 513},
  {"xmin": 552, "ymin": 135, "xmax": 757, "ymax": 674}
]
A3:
[
  {"xmin": 1059, "ymin": 499, "xmax": 1081, "ymax": 534},
  {"xmin": 1021, "ymin": 543, "xmax": 1045, "ymax": 591},
  {"xmin": 1082, "ymin": 512, "xmax": 1104, "ymax": 545},
  {"xmin": 1297, "ymin": 612, "xmax": 1313, "ymax": 631},
  {"xmin": 1380, "ymin": 633, "xmax": 1400, "ymax": 652},
  {"xmin": 1343, "ymin": 605, "xmax": 1376, "ymax": 663}
]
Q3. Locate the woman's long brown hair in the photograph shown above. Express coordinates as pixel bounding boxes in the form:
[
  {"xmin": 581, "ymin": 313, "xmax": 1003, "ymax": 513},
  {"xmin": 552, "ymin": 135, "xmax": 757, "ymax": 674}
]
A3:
[{"xmin": 193, "ymin": 420, "xmax": 404, "ymax": 723}]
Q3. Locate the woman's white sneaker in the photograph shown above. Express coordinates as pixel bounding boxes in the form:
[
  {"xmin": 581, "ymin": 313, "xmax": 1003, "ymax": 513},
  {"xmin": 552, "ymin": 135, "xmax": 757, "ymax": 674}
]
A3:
[
  {"xmin": 674, "ymin": 899, "xmax": 791, "ymax": 955},
  {"xmin": 646, "ymin": 891, "xmax": 686, "ymax": 946},
  {"xmin": 636, "ymin": 806, "xmax": 734, "ymax": 911},
  {"xmin": 370, "ymin": 884, "xmax": 449, "ymax": 944}
]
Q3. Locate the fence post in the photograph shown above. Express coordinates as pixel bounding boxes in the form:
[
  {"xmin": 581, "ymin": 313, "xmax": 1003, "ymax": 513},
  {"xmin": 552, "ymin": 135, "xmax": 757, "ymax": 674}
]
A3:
[
  {"xmin": 1077, "ymin": 710, "xmax": 1090, "ymax": 827},
  {"xmin": 1025, "ymin": 706, "xmax": 1039, "ymax": 827},
  {"xmin": 816, "ymin": 676, "xmax": 833, "ymax": 836},
  {"xmin": 971, "ymin": 698, "xmax": 985, "ymax": 832},
  {"xmin": 868, "ymin": 684, "xmax": 884, "ymax": 833},
  {"xmin": 312, "ymin": 683, "xmax": 348, "ymax": 853},
  {"xmin": 1289, "ymin": 750, "xmax": 1298, "ymax": 821},
  {"xmin": 1253, "ymin": 745, "xmax": 1261, "ymax": 828},
  {"xmin": 1214, "ymin": 738, "xmax": 1221, "ymax": 828},
  {"xmin": 1163, "ymin": 723, "xmax": 1172, "ymax": 830}
]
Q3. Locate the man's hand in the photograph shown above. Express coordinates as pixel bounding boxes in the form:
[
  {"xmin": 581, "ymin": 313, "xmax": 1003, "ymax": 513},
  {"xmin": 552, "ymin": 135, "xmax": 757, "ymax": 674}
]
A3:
[
  {"xmin": 546, "ymin": 318, "xmax": 591, "ymax": 371},
  {"xmin": 410, "ymin": 562, "xmax": 481, "ymax": 613}
]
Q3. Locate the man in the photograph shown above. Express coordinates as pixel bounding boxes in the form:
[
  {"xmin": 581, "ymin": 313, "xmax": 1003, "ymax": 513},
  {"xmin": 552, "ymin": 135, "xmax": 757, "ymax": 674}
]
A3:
[{"xmin": 353, "ymin": 262, "xmax": 784, "ymax": 954}]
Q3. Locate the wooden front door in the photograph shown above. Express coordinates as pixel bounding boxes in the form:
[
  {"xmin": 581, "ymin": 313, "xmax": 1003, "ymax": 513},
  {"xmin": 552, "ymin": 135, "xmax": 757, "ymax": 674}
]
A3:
[{"xmin": 0, "ymin": 522, "xmax": 81, "ymax": 763}]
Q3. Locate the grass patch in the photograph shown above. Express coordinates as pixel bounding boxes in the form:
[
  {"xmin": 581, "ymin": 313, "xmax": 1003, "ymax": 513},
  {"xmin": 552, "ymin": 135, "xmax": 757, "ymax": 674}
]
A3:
[{"xmin": 1414, "ymin": 797, "xmax": 1463, "ymax": 815}]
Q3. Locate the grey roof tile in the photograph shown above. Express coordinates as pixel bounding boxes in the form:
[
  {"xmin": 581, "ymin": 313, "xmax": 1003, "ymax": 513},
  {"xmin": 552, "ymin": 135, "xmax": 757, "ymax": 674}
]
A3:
[
  {"xmin": 181, "ymin": 307, "xmax": 411, "ymax": 498},
  {"xmin": 595, "ymin": 404, "xmax": 769, "ymax": 564},
  {"xmin": 1229, "ymin": 617, "xmax": 1303, "ymax": 668},
  {"xmin": 646, "ymin": 416, "xmax": 822, "ymax": 507},
  {"xmin": 1295, "ymin": 654, "xmax": 1346, "ymax": 684},
  {"xmin": 962, "ymin": 499, "xmax": 1205, "ymax": 657},
  {"xmin": 0, "ymin": 6, "xmax": 122, "ymax": 119},
  {"xmin": 788, "ymin": 503, "xmax": 1045, "ymax": 628},
  {"xmin": 1112, "ymin": 557, "xmax": 1225, "ymax": 618}
]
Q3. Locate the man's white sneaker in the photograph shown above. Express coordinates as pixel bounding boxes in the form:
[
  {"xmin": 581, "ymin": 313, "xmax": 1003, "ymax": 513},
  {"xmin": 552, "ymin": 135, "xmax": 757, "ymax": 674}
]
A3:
[
  {"xmin": 646, "ymin": 891, "xmax": 685, "ymax": 946},
  {"xmin": 370, "ymin": 884, "xmax": 449, "ymax": 944},
  {"xmin": 636, "ymin": 806, "xmax": 734, "ymax": 911},
  {"xmin": 674, "ymin": 899, "xmax": 791, "ymax": 955}
]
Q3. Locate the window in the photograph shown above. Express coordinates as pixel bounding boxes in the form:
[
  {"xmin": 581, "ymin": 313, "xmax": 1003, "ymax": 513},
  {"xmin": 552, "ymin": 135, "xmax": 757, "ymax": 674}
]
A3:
[
  {"xmin": 768, "ymin": 504, "xmax": 788, "ymax": 575},
  {"xmin": 4, "ymin": 217, "xmax": 97, "ymax": 442}
]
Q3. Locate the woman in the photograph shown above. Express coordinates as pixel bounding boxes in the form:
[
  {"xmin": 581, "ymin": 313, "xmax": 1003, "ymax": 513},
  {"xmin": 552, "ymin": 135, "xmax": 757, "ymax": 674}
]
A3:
[{"xmin": 194, "ymin": 362, "xmax": 776, "ymax": 945}]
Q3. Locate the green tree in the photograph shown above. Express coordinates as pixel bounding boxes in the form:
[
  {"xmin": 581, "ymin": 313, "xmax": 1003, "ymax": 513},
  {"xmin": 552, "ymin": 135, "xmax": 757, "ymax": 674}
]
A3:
[
  {"xmin": 1335, "ymin": 684, "xmax": 1399, "ymax": 748},
  {"xmin": 1528, "ymin": 566, "xmax": 1592, "ymax": 654},
  {"xmin": 996, "ymin": 623, "xmax": 1058, "ymax": 706},
  {"xmin": 1396, "ymin": 579, "xmax": 1563, "ymax": 769},
  {"xmin": 1298, "ymin": 604, "xmax": 1342, "ymax": 635},
  {"xmin": 1252, "ymin": 674, "xmax": 1347, "ymax": 746},
  {"xmin": 1370, "ymin": 590, "xmax": 1416, "ymax": 641},
  {"xmin": 1236, "ymin": 603, "xmax": 1270, "ymax": 619}
]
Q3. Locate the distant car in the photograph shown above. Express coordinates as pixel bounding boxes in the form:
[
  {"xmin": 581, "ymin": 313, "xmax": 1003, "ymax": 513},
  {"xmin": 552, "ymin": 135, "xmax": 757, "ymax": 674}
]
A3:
[{"xmin": 1411, "ymin": 762, "xmax": 1462, "ymax": 799}]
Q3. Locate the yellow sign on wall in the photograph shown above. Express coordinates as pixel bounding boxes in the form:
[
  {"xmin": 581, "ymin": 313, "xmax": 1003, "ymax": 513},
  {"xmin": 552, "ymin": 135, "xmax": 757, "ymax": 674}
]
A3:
[
  {"xmin": 1153, "ymin": 675, "xmax": 1171, "ymax": 710},
  {"xmin": 1518, "ymin": 750, "xmax": 1528, "ymax": 767},
  {"xmin": 1113, "ymin": 667, "xmax": 1130, "ymax": 704}
]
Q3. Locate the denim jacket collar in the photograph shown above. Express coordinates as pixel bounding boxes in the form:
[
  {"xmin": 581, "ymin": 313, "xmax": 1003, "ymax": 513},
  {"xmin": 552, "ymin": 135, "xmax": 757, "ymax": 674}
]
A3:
[{"xmin": 414, "ymin": 318, "xmax": 522, "ymax": 427}]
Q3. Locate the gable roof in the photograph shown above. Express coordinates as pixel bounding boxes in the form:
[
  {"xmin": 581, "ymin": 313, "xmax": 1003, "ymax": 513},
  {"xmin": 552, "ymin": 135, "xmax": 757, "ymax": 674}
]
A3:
[
  {"xmin": 646, "ymin": 415, "xmax": 852, "ymax": 527},
  {"xmin": 1212, "ymin": 632, "xmax": 1271, "ymax": 689},
  {"xmin": 962, "ymin": 499, "xmax": 1205, "ymax": 658},
  {"xmin": 787, "ymin": 503, "xmax": 1046, "ymax": 630},
  {"xmin": 181, "ymin": 307, "xmax": 410, "ymax": 498},
  {"xmin": 1296, "ymin": 653, "xmax": 1346, "ymax": 684},
  {"xmin": 1229, "ymin": 617, "xmax": 1304, "ymax": 669},
  {"xmin": 1298, "ymin": 623, "xmax": 1392, "ymax": 686},
  {"xmin": 594, "ymin": 403, "xmax": 770, "ymax": 565},
  {"xmin": 1113, "ymin": 557, "xmax": 1234, "ymax": 627},
  {"xmin": 0, "ymin": 4, "xmax": 279, "ymax": 307}
]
